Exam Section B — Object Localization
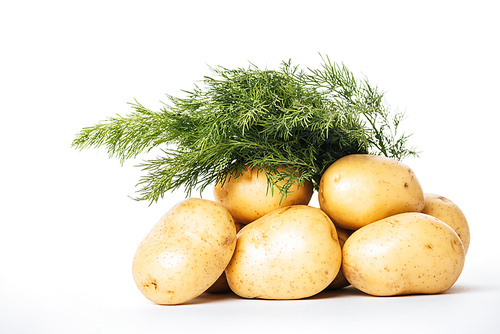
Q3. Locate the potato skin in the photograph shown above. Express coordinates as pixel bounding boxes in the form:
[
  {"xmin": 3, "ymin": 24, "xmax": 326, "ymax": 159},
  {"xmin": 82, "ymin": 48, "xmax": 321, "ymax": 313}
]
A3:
[
  {"xmin": 225, "ymin": 205, "xmax": 341, "ymax": 300},
  {"xmin": 342, "ymin": 212, "xmax": 465, "ymax": 296},
  {"xmin": 326, "ymin": 226, "xmax": 353, "ymax": 290},
  {"xmin": 205, "ymin": 272, "xmax": 231, "ymax": 294},
  {"xmin": 214, "ymin": 166, "xmax": 313, "ymax": 224},
  {"xmin": 132, "ymin": 198, "xmax": 237, "ymax": 304},
  {"xmin": 422, "ymin": 193, "xmax": 470, "ymax": 255},
  {"xmin": 206, "ymin": 222, "xmax": 244, "ymax": 294},
  {"xmin": 318, "ymin": 154, "xmax": 425, "ymax": 230}
]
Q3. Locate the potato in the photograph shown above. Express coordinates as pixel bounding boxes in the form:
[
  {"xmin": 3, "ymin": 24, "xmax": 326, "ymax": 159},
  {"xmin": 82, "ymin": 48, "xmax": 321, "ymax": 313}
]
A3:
[
  {"xmin": 132, "ymin": 198, "xmax": 237, "ymax": 304},
  {"xmin": 214, "ymin": 166, "xmax": 313, "ymax": 224},
  {"xmin": 422, "ymin": 193, "xmax": 470, "ymax": 254},
  {"xmin": 318, "ymin": 154, "xmax": 425, "ymax": 230},
  {"xmin": 205, "ymin": 272, "xmax": 231, "ymax": 294},
  {"xmin": 206, "ymin": 221, "xmax": 244, "ymax": 294},
  {"xmin": 342, "ymin": 212, "xmax": 465, "ymax": 296},
  {"xmin": 326, "ymin": 226, "xmax": 353, "ymax": 290},
  {"xmin": 225, "ymin": 205, "xmax": 342, "ymax": 300}
]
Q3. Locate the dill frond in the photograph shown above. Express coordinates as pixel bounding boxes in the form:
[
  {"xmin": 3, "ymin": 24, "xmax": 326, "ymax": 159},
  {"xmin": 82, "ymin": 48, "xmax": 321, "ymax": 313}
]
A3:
[{"xmin": 72, "ymin": 56, "xmax": 418, "ymax": 203}]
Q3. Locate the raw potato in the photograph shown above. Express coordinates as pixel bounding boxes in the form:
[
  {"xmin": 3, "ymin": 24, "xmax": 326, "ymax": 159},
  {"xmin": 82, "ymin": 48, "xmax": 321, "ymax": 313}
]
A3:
[
  {"xmin": 206, "ymin": 221, "xmax": 244, "ymax": 294},
  {"xmin": 225, "ymin": 205, "xmax": 342, "ymax": 300},
  {"xmin": 132, "ymin": 198, "xmax": 237, "ymax": 304},
  {"xmin": 214, "ymin": 166, "xmax": 313, "ymax": 224},
  {"xmin": 422, "ymin": 193, "xmax": 470, "ymax": 254},
  {"xmin": 342, "ymin": 212, "xmax": 465, "ymax": 296},
  {"xmin": 326, "ymin": 226, "xmax": 353, "ymax": 290},
  {"xmin": 205, "ymin": 272, "xmax": 231, "ymax": 294},
  {"xmin": 319, "ymin": 154, "xmax": 425, "ymax": 230}
]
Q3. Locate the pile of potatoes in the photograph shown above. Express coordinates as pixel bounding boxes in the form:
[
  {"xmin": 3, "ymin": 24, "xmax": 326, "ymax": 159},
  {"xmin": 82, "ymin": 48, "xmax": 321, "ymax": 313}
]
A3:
[{"xmin": 132, "ymin": 154, "xmax": 470, "ymax": 305}]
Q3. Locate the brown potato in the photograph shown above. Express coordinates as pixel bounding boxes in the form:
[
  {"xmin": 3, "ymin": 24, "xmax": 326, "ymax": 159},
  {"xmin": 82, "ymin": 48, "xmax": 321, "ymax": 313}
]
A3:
[
  {"xmin": 319, "ymin": 154, "xmax": 425, "ymax": 230},
  {"xmin": 132, "ymin": 198, "xmax": 237, "ymax": 304},
  {"xmin": 422, "ymin": 193, "xmax": 470, "ymax": 254},
  {"xmin": 225, "ymin": 205, "xmax": 341, "ymax": 299},
  {"xmin": 342, "ymin": 212, "xmax": 465, "ymax": 296},
  {"xmin": 206, "ymin": 221, "xmax": 244, "ymax": 294},
  {"xmin": 214, "ymin": 166, "xmax": 313, "ymax": 224},
  {"xmin": 326, "ymin": 226, "xmax": 354, "ymax": 290}
]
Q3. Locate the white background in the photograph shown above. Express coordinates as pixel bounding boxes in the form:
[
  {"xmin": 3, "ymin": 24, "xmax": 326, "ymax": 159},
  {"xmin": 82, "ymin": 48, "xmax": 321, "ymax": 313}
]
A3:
[{"xmin": 1, "ymin": 1, "xmax": 499, "ymax": 333}]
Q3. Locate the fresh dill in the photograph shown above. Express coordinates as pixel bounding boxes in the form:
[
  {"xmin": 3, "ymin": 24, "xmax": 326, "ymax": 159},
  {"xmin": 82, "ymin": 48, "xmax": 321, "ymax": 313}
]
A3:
[{"xmin": 72, "ymin": 55, "xmax": 418, "ymax": 203}]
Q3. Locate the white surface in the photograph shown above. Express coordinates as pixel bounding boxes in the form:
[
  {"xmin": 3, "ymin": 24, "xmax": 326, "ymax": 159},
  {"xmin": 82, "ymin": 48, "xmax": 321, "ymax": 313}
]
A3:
[{"xmin": 1, "ymin": 1, "xmax": 499, "ymax": 333}]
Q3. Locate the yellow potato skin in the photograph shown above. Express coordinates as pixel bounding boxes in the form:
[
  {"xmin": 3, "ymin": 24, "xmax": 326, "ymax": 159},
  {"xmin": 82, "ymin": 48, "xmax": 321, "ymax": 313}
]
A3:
[
  {"xmin": 422, "ymin": 193, "xmax": 470, "ymax": 255},
  {"xmin": 132, "ymin": 198, "xmax": 237, "ymax": 305},
  {"xmin": 326, "ymin": 226, "xmax": 353, "ymax": 290},
  {"xmin": 342, "ymin": 212, "xmax": 465, "ymax": 296},
  {"xmin": 214, "ymin": 166, "xmax": 313, "ymax": 224},
  {"xmin": 206, "ymin": 222, "xmax": 244, "ymax": 294},
  {"xmin": 318, "ymin": 154, "xmax": 425, "ymax": 230},
  {"xmin": 225, "ymin": 205, "xmax": 341, "ymax": 300}
]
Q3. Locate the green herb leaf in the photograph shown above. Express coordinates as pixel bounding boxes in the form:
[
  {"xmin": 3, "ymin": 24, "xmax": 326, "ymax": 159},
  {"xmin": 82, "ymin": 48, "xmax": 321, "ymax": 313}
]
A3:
[{"xmin": 72, "ymin": 55, "xmax": 418, "ymax": 203}]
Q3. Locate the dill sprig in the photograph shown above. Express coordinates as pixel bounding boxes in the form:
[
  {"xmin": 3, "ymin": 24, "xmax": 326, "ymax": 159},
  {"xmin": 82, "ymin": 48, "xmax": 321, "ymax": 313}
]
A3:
[{"xmin": 72, "ymin": 55, "xmax": 418, "ymax": 203}]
